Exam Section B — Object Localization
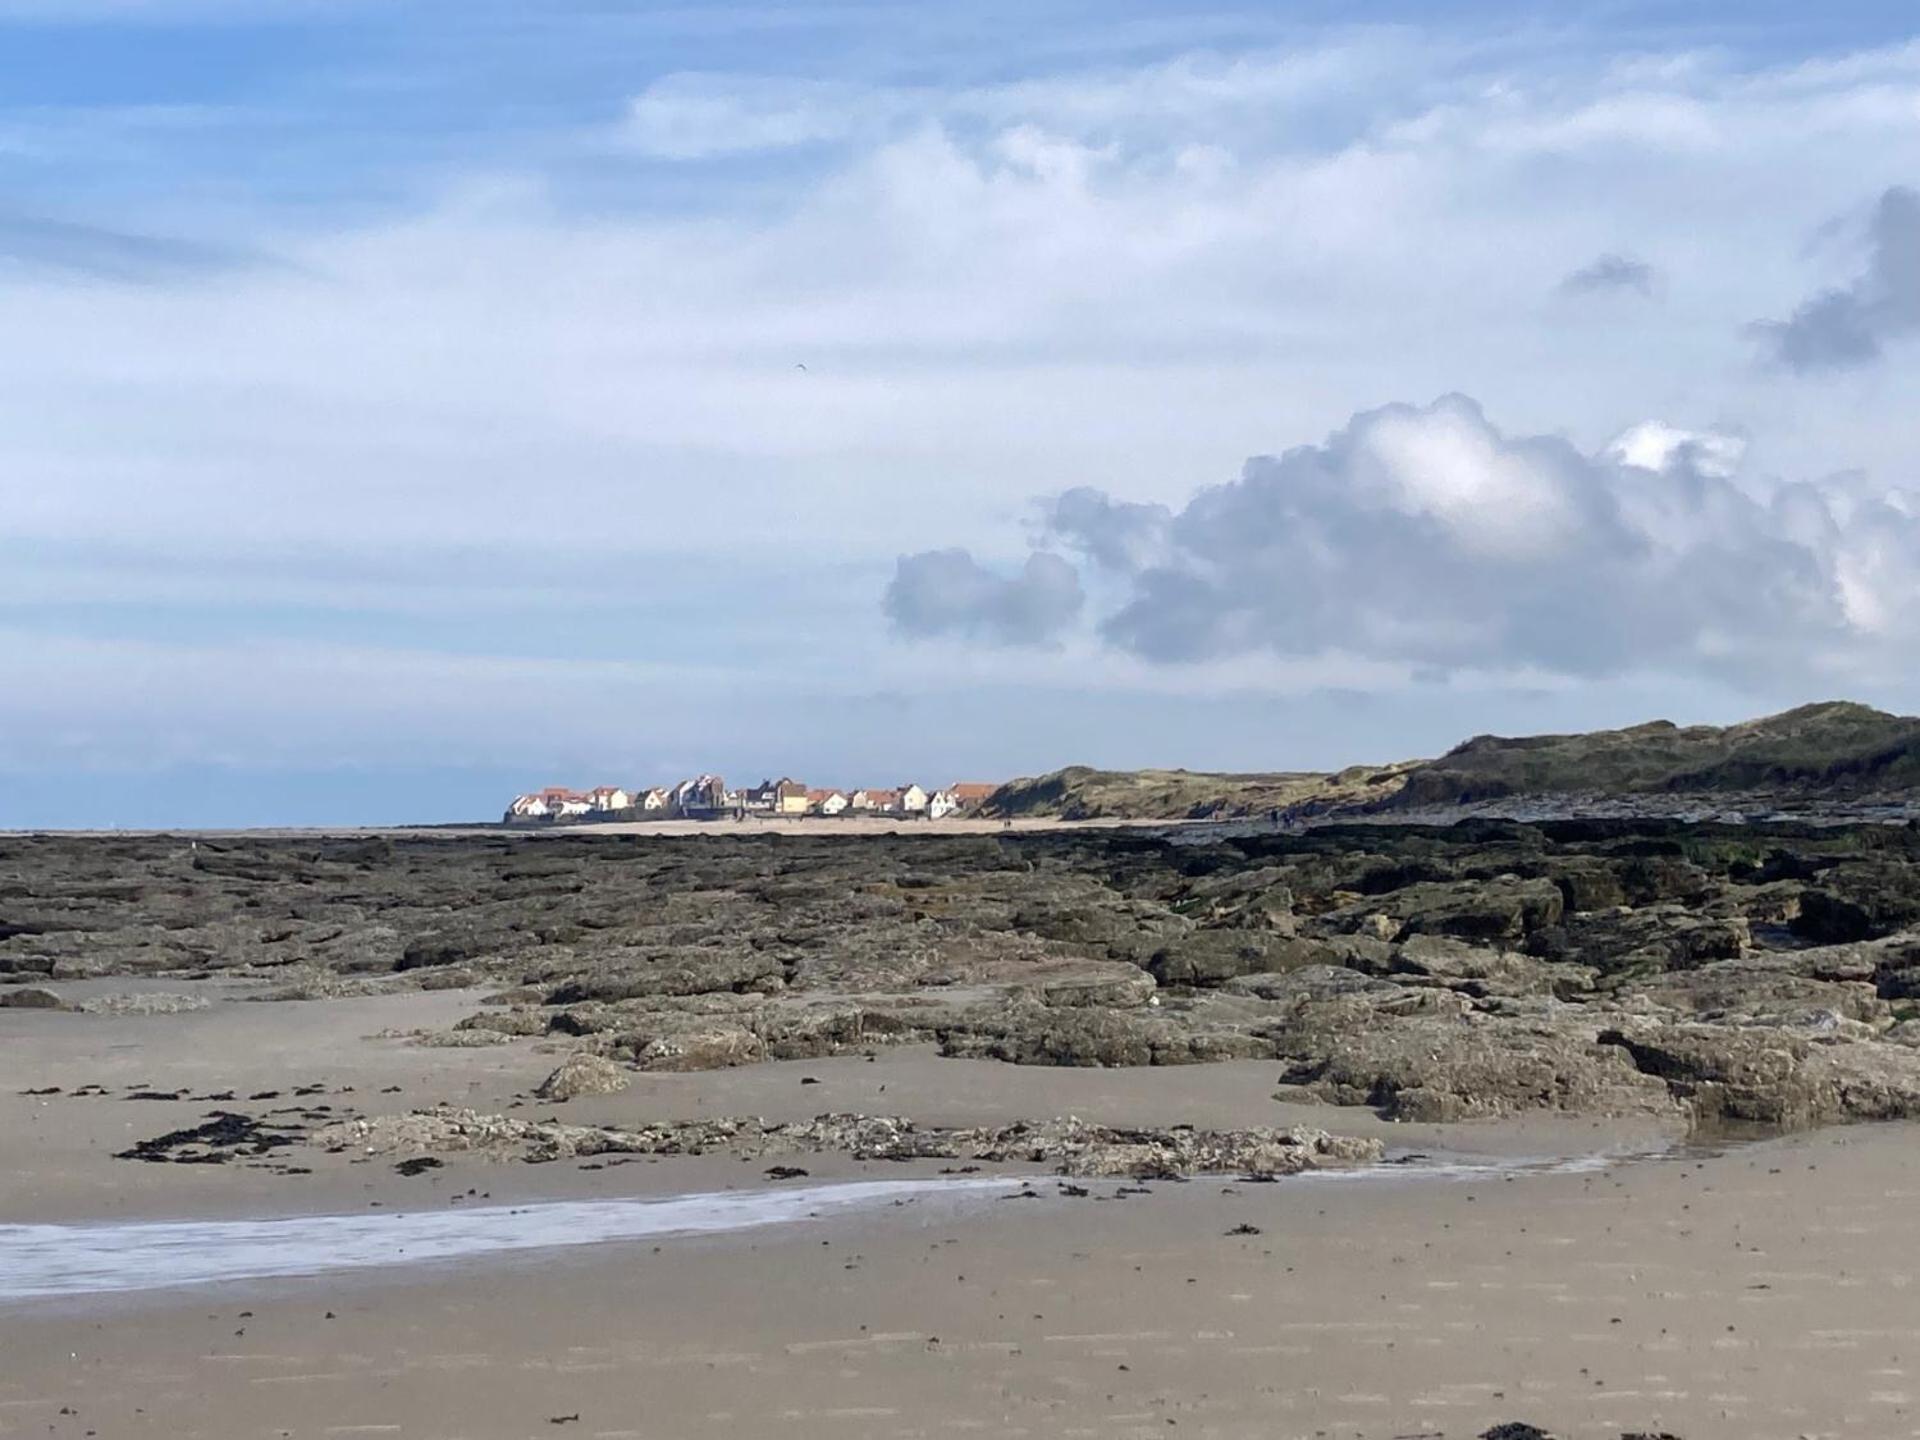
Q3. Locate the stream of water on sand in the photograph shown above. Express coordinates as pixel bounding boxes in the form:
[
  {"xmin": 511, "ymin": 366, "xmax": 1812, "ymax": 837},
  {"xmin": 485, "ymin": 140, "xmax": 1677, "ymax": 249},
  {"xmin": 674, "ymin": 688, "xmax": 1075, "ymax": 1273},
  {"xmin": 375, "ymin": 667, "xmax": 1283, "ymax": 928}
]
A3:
[
  {"xmin": 0, "ymin": 1147, "xmax": 1676, "ymax": 1302},
  {"xmin": 0, "ymin": 1177, "xmax": 1027, "ymax": 1301}
]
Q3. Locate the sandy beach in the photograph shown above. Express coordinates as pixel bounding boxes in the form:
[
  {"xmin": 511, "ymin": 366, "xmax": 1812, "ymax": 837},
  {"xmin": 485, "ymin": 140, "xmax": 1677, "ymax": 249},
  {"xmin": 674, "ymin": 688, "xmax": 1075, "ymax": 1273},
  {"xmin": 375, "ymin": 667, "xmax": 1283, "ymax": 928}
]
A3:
[
  {"xmin": 11, "ymin": 819, "xmax": 1920, "ymax": 1440},
  {"xmin": 5, "ymin": 983, "xmax": 1918, "ymax": 1439}
]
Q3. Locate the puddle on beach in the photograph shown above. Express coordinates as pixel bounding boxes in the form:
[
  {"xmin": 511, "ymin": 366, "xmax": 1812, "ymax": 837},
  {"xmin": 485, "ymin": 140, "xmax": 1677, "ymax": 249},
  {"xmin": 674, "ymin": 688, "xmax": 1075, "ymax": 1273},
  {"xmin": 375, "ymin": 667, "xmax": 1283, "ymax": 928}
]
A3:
[{"xmin": 0, "ymin": 1142, "xmax": 1702, "ymax": 1303}]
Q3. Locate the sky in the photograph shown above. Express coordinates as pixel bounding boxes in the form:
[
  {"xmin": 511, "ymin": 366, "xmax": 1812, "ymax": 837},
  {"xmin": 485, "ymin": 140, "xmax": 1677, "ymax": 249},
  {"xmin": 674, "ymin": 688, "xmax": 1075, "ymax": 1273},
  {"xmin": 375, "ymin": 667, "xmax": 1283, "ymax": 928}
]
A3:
[{"xmin": 5, "ymin": 1, "xmax": 1920, "ymax": 826}]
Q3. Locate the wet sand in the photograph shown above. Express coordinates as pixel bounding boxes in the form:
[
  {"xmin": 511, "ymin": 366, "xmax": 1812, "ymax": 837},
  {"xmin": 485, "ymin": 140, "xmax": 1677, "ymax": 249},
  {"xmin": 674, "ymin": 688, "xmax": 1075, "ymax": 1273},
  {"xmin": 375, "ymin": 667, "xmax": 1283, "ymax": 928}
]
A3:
[
  {"xmin": 6, "ymin": 987, "xmax": 1919, "ymax": 1438},
  {"xmin": 6, "ymin": 1125, "xmax": 1920, "ymax": 1439}
]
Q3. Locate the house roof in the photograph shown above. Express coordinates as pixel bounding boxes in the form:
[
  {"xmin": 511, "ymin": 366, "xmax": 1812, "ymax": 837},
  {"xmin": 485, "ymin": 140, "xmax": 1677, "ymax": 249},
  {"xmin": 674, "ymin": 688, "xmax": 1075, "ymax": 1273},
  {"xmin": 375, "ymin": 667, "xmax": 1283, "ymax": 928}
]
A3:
[{"xmin": 948, "ymin": 782, "xmax": 998, "ymax": 801}]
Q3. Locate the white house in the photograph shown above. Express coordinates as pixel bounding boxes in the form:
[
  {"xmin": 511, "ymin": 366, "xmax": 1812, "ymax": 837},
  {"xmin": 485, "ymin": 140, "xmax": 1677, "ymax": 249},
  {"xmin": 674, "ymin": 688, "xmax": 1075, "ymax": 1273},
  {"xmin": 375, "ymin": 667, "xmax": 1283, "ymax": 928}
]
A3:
[
  {"xmin": 509, "ymin": 785, "xmax": 593, "ymax": 819},
  {"xmin": 927, "ymin": 789, "xmax": 961, "ymax": 820},
  {"xmin": 673, "ymin": 775, "xmax": 728, "ymax": 814},
  {"xmin": 640, "ymin": 787, "xmax": 670, "ymax": 812},
  {"xmin": 896, "ymin": 784, "xmax": 930, "ymax": 814},
  {"xmin": 588, "ymin": 786, "xmax": 632, "ymax": 813},
  {"xmin": 810, "ymin": 789, "xmax": 848, "ymax": 815}
]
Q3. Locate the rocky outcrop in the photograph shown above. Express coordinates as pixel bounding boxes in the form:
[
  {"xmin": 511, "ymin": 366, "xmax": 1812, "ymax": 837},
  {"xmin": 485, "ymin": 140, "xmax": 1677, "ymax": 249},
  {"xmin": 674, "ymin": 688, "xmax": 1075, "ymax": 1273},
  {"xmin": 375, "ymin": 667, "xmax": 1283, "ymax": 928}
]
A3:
[
  {"xmin": 1531, "ymin": 903, "xmax": 1749, "ymax": 977},
  {"xmin": 1320, "ymin": 876, "xmax": 1565, "ymax": 945},
  {"xmin": 1144, "ymin": 931, "xmax": 1320, "ymax": 986},
  {"xmin": 939, "ymin": 998, "xmax": 1274, "ymax": 1067},
  {"xmin": 18, "ymin": 820, "xmax": 1920, "ymax": 1134},
  {"xmin": 543, "ymin": 951, "xmax": 789, "ymax": 1003},
  {"xmin": 314, "ymin": 1107, "xmax": 1384, "ymax": 1178},
  {"xmin": 1273, "ymin": 1001, "xmax": 1679, "ymax": 1122},
  {"xmin": 534, "ymin": 1053, "xmax": 631, "ymax": 1101},
  {"xmin": 1598, "ymin": 1024, "xmax": 1920, "ymax": 1126},
  {"xmin": 0, "ymin": 986, "xmax": 69, "ymax": 1010}
]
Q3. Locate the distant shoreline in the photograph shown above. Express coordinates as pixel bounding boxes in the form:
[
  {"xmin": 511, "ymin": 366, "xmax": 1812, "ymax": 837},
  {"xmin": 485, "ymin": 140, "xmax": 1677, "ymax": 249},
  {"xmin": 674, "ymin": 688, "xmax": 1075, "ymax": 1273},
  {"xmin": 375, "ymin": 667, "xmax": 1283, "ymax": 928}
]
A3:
[
  {"xmin": 12, "ymin": 796, "xmax": 1920, "ymax": 840},
  {"xmin": 0, "ymin": 814, "xmax": 1178, "ymax": 840}
]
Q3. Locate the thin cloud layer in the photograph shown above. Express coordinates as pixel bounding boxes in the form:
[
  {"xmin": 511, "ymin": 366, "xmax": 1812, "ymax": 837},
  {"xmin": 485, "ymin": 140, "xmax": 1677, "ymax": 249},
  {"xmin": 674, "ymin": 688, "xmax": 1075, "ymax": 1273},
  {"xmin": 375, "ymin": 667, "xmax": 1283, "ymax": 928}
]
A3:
[
  {"xmin": 0, "ymin": 213, "xmax": 253, "ymax": 284},
  {"xmin": 1000, "ymin": 395, "xmax": 1919, "ymax": 683},
  {"xmin": 884, "ymin": 548, "xmax": 1083, "ymax": 647},
  {"xmin": 625, "ymin": 77, "xmax": 872, "ymax": 160},
  {"xmin": 1754, "ymin": 185, "xmax": 1920, "ymax": 371}
]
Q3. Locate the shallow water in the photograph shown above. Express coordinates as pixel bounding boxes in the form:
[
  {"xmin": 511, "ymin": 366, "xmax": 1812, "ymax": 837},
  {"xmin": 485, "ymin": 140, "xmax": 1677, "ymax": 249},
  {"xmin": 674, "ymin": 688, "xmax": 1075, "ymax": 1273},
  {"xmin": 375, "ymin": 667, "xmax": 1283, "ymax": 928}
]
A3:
[
  {"xmin": 1314, "ymin": 1146, "xmax": 1635, "ymax": 1183},
  {"xmin": 0, "ymin": 1177, "xmax": 1022, "ymax": 1302},
  {"xmin": 0, "ymin": 1146, "xmax": 1684, "ymax": 1303}
]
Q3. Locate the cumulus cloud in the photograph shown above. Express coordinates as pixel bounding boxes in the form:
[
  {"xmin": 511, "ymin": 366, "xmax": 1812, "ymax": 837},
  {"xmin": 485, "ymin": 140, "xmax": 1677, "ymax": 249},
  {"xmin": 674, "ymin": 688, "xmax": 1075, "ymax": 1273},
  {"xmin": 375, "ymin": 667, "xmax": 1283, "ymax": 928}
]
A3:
[
  {"xmin": 1753, "ymin": 185, "xmax": 1920, "ymax": 371},
  {"xmin": 883, "ymin": 548, "xmax": 1083, "ymax": 646},
  {"xmin": 1557, "ymin": 252, "xmax": 1657, "ymax": 298},
  {"xmin": 1024, "ymin": 395, "xmax": 1920, "ymax": 684},
  {"xmin": 1603, "ymin": 420, "xmax": 1744, "ymax": 479}
]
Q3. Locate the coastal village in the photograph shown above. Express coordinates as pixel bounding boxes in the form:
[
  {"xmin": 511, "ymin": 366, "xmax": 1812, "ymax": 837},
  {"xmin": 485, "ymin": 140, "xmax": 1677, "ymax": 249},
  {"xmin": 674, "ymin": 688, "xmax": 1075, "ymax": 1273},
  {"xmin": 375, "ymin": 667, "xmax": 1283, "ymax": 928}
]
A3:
[{"xmin": 504, "ymin": 777, "xmax": 1001, "ymax": 824}]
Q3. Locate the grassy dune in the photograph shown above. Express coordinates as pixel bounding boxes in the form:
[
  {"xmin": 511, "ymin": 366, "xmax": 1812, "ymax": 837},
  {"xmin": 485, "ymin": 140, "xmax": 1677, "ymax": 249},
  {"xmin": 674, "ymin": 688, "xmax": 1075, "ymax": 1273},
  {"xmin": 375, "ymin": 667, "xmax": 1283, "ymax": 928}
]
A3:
[{"xmin": 983, "ymin": 701, "xmax": 1920, "ymax": 820}]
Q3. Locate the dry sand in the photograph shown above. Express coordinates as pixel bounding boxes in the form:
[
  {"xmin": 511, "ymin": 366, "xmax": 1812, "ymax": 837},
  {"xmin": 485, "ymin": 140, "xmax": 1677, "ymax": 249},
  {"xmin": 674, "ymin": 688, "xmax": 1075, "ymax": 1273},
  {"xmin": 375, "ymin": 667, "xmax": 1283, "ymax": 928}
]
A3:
[{"xmin": 5, "ymin": 985, "xmax": 1919, "ymax": 1439}]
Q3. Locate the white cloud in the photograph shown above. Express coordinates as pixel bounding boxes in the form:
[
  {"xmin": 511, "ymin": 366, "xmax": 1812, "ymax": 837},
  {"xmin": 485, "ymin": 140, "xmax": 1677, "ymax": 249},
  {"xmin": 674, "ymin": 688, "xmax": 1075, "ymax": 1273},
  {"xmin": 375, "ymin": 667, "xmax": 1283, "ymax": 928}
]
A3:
[
  {"xmin": 625, "ymin": 76, "xmax": 874, "ymax": 160},
  {"xmin": 1355, "ymin": 397, "xmax": 1587, "ymax": 559},
  {"xmin": 1028, "ymin": 394, "xmax": 1920, "ymax": 685},
  {"xmin": 1604, "ymin": 420, "xmax": 1744, "ymax": 479}
]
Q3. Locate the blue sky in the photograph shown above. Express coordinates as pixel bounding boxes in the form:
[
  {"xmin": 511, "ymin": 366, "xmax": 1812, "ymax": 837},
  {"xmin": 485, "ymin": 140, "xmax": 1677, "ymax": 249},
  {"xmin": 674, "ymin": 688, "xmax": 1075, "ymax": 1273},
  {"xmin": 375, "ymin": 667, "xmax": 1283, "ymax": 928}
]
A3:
[{"xmin": 5, "ymin": 1, "xmax": 1920, "ymax": 825}]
